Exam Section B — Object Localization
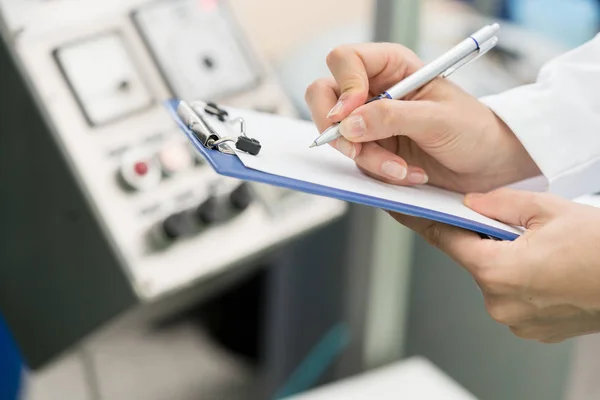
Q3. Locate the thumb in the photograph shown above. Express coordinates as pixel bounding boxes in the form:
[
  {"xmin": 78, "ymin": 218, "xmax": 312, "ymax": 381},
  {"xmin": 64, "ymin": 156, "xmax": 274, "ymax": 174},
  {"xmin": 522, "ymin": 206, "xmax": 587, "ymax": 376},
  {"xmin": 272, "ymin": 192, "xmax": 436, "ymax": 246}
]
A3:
[{"xmin": 464, "ymin": 188, "xmax": 565, "ymax": 229}]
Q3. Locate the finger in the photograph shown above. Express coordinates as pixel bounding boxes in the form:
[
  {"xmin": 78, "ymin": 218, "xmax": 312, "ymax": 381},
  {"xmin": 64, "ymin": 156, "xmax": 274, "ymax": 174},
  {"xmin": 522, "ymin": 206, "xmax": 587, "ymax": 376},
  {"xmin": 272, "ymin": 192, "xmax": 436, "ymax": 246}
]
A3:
[
  {"xmin": 390, "ymin": 213, "xmax": 497, "ymax": 270},
  {"xmin": 324, "ymin": 43, "xmax": 424, "ymax": 121},
  {"xmin": 542, "ymin": 330, "xmax": 598, "ymax": 344},
  {"xmin": 305, "ymin": 77, "xmax": 341, "ymax": 132},
  {"xmin": 509, "ymin": 325, "xmax": 538, "ymax": 340},
  {"xmin": 535, "ymin": 311, "xmax": 600, "ymax": 341},
  {"xmin": 511, "ymin": 320, "xmax": 593, "ymax": 343},
  {"xmin": 540, "ymin": 337, "xmax": 567, "ymax": 344},
  {"xmin": 330, "ymin": 137, "xmax": 361, "ymax": 160},
  {"xmin": 338, "ymin": 99, "xmax": 446, "ymax": 144},
  {"xmin": 484, "ymin": 296, "xmax": 537, "ymax": 326},
  {"xmin": 305, "ymin": 78, "xmax": 362, "ymax": 159},
  {"xmin": 464, "ymin": 189, "xmax": 568, "ymax": 229},
  {"xmin": 354, "ymin": 142, "xmax": 429, "ymax": 185}
]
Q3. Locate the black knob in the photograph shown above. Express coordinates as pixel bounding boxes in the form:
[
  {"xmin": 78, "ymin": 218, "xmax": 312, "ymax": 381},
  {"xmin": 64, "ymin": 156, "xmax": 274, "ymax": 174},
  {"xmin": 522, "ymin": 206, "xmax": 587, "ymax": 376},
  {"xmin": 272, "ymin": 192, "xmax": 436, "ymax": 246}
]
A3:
[
  {"xmin": 230, "ymin": 183, "xmax": 253, "ymax": 211},
  {"xmin": 196, "ymin": 196, "xmax": 228, "ymax": 225},
  {"xmin": 162, "ymin": 212, "xmax": 195, "ymax": 240}
]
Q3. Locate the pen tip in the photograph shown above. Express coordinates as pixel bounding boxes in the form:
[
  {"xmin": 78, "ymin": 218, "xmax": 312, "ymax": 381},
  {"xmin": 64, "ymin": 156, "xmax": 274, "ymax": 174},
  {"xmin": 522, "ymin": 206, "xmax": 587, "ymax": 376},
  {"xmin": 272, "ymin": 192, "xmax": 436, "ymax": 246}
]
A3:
[{"xmin": 309, "ymin": 142, "xmax": 317, "ymax": 148}]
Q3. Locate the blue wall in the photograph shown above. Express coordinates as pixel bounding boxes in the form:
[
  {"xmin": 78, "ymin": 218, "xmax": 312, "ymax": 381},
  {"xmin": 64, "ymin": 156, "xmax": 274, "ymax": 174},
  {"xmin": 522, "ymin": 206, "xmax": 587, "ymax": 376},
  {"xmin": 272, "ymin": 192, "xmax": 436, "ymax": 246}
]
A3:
[
  {"xmin": 507, "ymin": 0, "xmax": 600, "ymax": 48},
  {"xmin": 459, "ymin": 0, "xmax": 600, "ymax": 48},
  {"xmin": 0, "ymin": 315, "xmax": 23, "ymax": 400}
]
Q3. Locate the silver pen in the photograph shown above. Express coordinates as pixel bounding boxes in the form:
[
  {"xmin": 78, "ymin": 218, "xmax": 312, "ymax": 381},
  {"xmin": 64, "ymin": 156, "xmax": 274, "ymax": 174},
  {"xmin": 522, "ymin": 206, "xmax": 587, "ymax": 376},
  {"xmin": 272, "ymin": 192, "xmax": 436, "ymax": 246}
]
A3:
[{"xmin": 309, "ymin": 23, "xmax": 500, "ymax": 148}]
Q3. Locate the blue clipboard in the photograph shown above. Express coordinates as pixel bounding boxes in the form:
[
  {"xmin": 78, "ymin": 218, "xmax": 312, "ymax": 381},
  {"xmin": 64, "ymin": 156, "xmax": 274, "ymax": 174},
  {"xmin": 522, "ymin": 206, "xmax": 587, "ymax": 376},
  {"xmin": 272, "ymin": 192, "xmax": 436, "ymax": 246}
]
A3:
[{"xmin": 165, "ymin": 99, "xmax": 519, "ymax": 241}]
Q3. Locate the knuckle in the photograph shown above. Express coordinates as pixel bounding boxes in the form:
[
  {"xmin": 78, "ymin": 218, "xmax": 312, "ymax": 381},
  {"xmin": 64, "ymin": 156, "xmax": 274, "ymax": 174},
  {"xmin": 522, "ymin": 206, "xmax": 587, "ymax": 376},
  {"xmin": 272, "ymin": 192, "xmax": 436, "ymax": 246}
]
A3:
[
  {"xmin": 471, "ymin": 260, "xmax": 491, "ymax": 282},
  {"xmin": 510, "ymin": 326, "xmax": 542, "ymax": 341},
  {"xmin": 304, "ymin": 79, "xmax": 327, "ymax": 102},
  {"xmin": 474, "ymin": 266, "xmax": 511, "ymax": 294},
  {"xmin": 326, "ymin": 46, "xmax": 348, "ymax": 66},
  {"xmin": 388, "ymin": 43, "xmax": 422, "ymax": 67},
  {"xmin": 304, "ymin": 83, "xmax": 317, "ymax": 102},
  {"xmin": 530, "ymin": 193, "xmax": 561, "ymax": 218},
  {"xmin": 486, "ymin": 303, "xmax": 511, "ymax": 325},
  {"xmin": 526, "ymin": 192, "xmax": 545, "ymax": 208},
  {"xmin": 509, "ymin": 326, "xmax": 532, "ymax": 340},
  {"xmin": 326, "ymin": 46, "xmax": 365, "ymax": 93}
]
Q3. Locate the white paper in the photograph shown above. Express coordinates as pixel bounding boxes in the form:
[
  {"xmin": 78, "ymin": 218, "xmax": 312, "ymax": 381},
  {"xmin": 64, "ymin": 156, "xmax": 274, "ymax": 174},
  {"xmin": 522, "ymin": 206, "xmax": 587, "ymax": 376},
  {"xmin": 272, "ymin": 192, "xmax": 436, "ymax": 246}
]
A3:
[
  {"xmin": 505, "ymin": 174, "xmax": 549, "ymax": 192},
  {"xmin": 210, "ymin": 107, "xmax": 523, "ymax": 237},
  {"xmin": 575, "ymin": 194, "xmax": 600, "ymax": 208}
]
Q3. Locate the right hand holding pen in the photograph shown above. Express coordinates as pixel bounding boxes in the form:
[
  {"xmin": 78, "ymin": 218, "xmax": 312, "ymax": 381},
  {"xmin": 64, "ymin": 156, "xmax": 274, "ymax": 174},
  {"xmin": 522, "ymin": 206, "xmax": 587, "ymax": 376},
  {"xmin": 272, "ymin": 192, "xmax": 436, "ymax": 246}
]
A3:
[{"xmin": 305, "ymin": 43, "xmax": 541, "ymax": 194}]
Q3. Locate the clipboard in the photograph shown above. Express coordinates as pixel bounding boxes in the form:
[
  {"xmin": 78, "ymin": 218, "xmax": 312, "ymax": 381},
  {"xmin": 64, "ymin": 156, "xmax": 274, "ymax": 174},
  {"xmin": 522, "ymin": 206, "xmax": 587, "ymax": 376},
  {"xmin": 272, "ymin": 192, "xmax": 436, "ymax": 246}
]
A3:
[{"xmin": 165, "ymin": 99, "xmax": 521, "ymax": 241}]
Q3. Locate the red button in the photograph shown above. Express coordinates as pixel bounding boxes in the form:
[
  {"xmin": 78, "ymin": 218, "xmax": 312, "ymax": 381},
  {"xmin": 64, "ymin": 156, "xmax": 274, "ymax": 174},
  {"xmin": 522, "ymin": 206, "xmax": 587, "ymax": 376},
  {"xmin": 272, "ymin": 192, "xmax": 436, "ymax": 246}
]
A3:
[{"xmin": 134, "ymin": 161, "xmax": 149, "ymax": 176}]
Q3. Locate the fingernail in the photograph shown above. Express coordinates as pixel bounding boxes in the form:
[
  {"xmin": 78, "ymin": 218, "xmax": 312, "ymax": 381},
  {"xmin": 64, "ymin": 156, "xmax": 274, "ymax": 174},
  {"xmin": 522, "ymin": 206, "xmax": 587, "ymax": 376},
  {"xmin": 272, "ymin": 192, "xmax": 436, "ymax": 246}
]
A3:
[
  {"xmin": 382, "ymin": 161, "xmax": 407, "ymax": 180},
  {"xmin": 339, "ymin": 115, "xmax": 366, "ymax": 139},
  {"xmin": 408, "ymin": 171, "xmax": 429, "ymax": 184},
  {"xmin": 335, "ymin": 138, "xmax": 356, "ymax": 159},
  {"xmin": 327, "ymin": 99, "xmax": 344, "ymax": 118}
]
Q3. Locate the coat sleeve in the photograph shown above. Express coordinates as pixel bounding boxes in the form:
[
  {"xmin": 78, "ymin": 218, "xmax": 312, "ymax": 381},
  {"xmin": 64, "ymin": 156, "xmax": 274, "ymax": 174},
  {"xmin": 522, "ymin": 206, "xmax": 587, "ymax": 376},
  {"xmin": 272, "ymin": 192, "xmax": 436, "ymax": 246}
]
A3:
[{"xmin": 479, "ymin": 34, "xmax": 600, "ymax": 199}]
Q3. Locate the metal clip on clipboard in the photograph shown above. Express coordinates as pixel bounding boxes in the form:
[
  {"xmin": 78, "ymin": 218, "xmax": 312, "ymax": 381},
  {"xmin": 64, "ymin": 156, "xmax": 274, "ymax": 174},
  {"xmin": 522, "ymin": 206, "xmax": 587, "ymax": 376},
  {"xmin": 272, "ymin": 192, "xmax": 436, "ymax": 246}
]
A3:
[{"xmin": 176, "ymin": 100, "xmax": 262, "ymax": 156}]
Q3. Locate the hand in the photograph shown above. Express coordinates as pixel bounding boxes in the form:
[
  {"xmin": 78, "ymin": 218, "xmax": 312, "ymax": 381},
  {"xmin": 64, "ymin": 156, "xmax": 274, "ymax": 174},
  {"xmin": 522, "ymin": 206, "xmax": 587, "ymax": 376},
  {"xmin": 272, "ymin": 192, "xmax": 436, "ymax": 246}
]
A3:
[
  {"xmin": 305, "ymin": 43, "xmax": 541, "ymax": 193},
  {"xmin": 393, "ymin": 188, "xmax": 600, "ymax": 343}
]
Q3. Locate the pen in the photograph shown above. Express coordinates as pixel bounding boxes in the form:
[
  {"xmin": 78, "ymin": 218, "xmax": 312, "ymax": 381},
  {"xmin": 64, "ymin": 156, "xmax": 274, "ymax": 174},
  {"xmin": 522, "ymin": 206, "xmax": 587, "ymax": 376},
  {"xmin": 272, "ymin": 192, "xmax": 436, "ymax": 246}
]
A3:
[{"xmin": 309, "ymin": 23, "xmax": 500, "ymax": 148}]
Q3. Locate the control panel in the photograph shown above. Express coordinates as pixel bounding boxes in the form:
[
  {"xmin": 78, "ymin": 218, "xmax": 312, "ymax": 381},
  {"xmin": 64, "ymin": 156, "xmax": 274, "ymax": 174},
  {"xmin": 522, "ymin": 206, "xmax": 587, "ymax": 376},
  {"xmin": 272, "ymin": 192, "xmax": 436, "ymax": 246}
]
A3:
[
  {"xmin": 132, "ymin": 0, "xmax": 260, "ymax": 101},
  {"xmin": 54, "ymin": 32, "xmax": 155, "ymax": 126},
  {"xmin": 2, "ymin": 0, "xmax": 345, "ymax": 300}
]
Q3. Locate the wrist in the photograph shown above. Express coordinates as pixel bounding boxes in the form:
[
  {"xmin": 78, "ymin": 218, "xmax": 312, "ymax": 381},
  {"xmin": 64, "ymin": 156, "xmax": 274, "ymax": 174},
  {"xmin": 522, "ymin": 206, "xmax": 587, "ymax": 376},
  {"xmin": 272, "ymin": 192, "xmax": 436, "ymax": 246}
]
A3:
[{"xmin": 489, "ymin": 112, "xmax": 542, "ymax": 186}]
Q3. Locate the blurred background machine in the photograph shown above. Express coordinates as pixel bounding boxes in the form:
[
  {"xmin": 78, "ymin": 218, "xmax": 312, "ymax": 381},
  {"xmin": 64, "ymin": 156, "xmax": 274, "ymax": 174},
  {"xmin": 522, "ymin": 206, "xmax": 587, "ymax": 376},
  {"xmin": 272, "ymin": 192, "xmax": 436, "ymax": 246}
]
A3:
[
  {"xmin": 0, "ymin": 0, "xmax": 351, "ymax": 398},
  {"xmin": 2, "ymin": 0, "xmax": 600, "ymax": 399}
]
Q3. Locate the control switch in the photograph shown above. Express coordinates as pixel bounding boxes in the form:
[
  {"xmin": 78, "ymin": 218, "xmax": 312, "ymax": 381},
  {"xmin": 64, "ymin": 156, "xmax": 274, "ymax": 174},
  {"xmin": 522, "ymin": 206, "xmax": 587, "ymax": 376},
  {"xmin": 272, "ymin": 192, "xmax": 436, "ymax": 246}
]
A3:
[
  {"xmin": 158, "ymin": 140, "xmax": 193, "ymax": 176},
  {"xmin": 196, "ymin": 196, "xmax": 229, "ymax": 225},
  {"xmin": 229, "ymin": 183, "xmax": 253, "ymax": 212},
  {"xmin": 162, "ymin": 212, "xmax": 196, "ymax": 240},
  {"xmin": 119, "ymin": 149, "xmax": 161, "ymax": 191}
]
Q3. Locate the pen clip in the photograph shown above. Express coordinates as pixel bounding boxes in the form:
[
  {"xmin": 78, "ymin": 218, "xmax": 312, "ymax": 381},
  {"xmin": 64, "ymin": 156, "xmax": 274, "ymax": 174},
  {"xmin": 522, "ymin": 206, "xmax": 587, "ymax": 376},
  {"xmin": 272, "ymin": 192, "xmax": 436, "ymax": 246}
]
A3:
[{"xmin": 441, "ymin": 36, "xmax": 498, "ymax": 78}]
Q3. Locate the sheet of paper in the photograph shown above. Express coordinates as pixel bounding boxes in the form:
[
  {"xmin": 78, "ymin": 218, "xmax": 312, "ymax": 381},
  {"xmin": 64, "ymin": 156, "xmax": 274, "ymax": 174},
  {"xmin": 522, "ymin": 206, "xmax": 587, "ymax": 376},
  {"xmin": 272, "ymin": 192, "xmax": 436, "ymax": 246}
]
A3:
[{"xmin": 214, "ymin": 107, "xmax": 523, "ymax": 236}]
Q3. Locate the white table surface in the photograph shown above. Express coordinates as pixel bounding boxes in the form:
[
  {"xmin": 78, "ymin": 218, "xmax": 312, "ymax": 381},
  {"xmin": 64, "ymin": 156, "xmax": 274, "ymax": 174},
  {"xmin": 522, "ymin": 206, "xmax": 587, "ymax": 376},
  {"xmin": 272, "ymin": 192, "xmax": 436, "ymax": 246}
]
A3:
[{"xmin": 285, "ymin": 357, "xmax": 477, "ymax": 400}]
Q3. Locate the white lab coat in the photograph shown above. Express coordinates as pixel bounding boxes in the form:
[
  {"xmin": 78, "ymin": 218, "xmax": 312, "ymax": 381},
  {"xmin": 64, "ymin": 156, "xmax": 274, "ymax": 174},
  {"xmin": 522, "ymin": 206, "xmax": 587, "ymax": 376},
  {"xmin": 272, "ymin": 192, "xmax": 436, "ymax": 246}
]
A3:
[
  {"xmin": 479, "ymin": 34, "xmax": 600, "ymax": 199},
  {"xmin": 480, "ymin": 35, "xmax": 600, "ymax": 399}
]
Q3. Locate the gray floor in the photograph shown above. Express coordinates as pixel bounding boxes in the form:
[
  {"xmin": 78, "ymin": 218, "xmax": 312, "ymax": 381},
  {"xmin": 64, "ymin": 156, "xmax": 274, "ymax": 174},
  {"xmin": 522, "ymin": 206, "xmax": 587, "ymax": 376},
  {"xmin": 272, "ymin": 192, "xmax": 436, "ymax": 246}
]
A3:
[{"xmin": 22, "ymin": 312, "xmax": 258, "ymax": 400}]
